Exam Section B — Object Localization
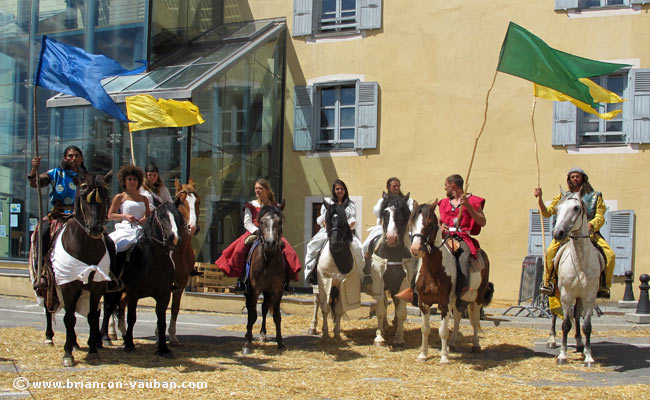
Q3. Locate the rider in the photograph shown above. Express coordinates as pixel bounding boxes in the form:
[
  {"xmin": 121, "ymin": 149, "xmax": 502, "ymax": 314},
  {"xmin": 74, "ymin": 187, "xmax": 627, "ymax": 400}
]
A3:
[
  {"xmin": 28, "ymin": 146, "xmax": 88, "ymax": 289},
  {"xmin": 304, "ymin": 179, "xmax": 364, "ymax": 285},
  {"xmin": 535, "ymin": 168, "xmax": 614, "ymax": 299},
  {"xmin": 139, "ymin": 162, "xmax": 172, "ymax": 210},
  {"xmin": 214, "ymin": 178, "xmax": 302, "ymax": 291},
  {"xmin": 438, "ymin": 174, "xmax": 486, "ymax": 312},
  {"xmin": 362, "ymin": 177, "xmax": 416, "ymax": 284}
]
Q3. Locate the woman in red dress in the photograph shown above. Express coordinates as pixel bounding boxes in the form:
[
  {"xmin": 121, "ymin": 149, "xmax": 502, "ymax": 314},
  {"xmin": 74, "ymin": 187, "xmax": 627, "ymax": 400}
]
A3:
[{"xmin": 214, "ymin": 178, "xmax": 301, "ymax": 286}]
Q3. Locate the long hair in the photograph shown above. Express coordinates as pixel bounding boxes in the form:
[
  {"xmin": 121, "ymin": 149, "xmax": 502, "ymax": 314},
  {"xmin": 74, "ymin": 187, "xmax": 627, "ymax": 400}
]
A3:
[
  {"xmin": 142, "ymin": 162, "xmax": 165, "ymax": 195},
  {"xmin": 255, "ymin": 178, "xmax": 276, "ymax": 204},
  {"xmin": 386, "ymin": 177, "xmax": 404, "ymax": 196},
  {"xmin": 331, "ymin": 179, "xmax": 350, "ymax": 205},
  {"xmin": 60, "ymin": 145, "xmax": 88, "ymax": 173}
]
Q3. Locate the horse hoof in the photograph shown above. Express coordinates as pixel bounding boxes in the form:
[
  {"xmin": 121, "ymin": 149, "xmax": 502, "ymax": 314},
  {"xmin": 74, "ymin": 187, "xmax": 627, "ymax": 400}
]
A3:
[
  {"xmin": 44, "ymin": 339, "xmax": 53, "ymax": 346},
  {"xmin": 557, "ymin": 358, "xmax": 568, "ymax": 365},
  {"xmin": 307, "ymin": 329, "xmax": 318, "ymax": 335},
  {"xmin": 86, "ymin": 352, "xmax": 100, "ymax": 361},
  {"xmin": 102, "ymin": 339, "xmax": 113, "ymax": 347},
  {"xmin": 242, "ymin": 347, "xmax": 252, "ymax": 355},
  {"xmin": 124, "ymin": 346, "xmax": 136, "ymax": 353},
  {"xmin": 277, "ymin": 344, "xmax": 286, "ymax": 351},
  {"xmin": 547, "ymin": 342, "xmax": 558, "ymax": 349},
  {"xmin": 156, "ymin": 351, "xmax": 174, "ymax": 359},
  {"xmin": 576, "ymin": 346, "xmax": 585, "ymax": 354},
  {"xmin": 62, "ymin": 357, "xmax": 75, "ymax": 367},
  {"xmin": 417, "ymin": 354, "xmax": 428, "ymax": 362},
  {"xmin": 440, "ymin": 357, "xmax": 450, "ymax": 364},
  {"xmin": 108, "ymin": 333, "xmax": 118, "ymax": 341},
  {"xmin": 374, "ymin": 340, "xmax": 386, "ymax": 347},
  {"xmin": 584, "ymin": 360, "xmax": 595, "ymax": 367},
  {"xmin": 471, "ymin": 346, "xmax": 481, "ymax": 354},
  {"xmin": 333, "ymin": 334, "xmax": 342, "ymax": 341},
  {"xmin": 73, "ymin": 344, "xmax": 81, "ymax": 351},
  {"xmin": 448, "ymin": 345, "xmax": 457, "ymax": 353},
  {"xmin": 169, "ymin": 340, "xmax": 182, "ymax": 347}
]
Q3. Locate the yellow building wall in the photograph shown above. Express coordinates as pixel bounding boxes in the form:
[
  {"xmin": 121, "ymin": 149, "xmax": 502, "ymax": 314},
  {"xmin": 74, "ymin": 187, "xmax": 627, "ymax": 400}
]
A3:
[{"xmin": 232, "ymin": 0, "xmax": 650, "ymax": 302}]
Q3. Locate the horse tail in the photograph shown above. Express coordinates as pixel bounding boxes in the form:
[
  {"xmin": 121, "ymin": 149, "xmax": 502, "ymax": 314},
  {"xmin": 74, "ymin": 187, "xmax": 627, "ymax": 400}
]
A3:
[{"xmin": 482, "ymin": 282, "xmax": 494, "ymax": 306}]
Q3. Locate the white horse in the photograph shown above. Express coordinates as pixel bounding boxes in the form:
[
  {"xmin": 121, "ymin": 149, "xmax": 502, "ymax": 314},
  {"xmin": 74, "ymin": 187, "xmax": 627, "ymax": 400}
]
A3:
[
  {"xmin": 309, "ymin": 201, "xmax": 361, "ymax": 339},
  {"xmin": 553, "ymin": 190, "xmax": 605, "ymax": 366}
]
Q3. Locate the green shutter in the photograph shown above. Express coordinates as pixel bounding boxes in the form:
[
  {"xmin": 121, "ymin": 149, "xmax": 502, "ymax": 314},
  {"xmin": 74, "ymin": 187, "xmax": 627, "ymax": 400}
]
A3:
[
  {"xmin": 293, "ymin": 0, "xmax": 314, "ymax": 37},
  {"xmin": 627, "ymin": 69, "xmax": 650, "ymax": 144},
  {"xmin": 358, "ymin": 0, "xmax": 382, "ymax": 30},
  {"xmin": 293, "ymin": 85, "xmax": 314, "ymax": 151},
  {"xmin": 354, "ymin": 81, "xmax": 378, "ymax": 149},
  {"xmin": 552, "ymin": 101, "xmax": 577, "ymax": 146},
  {"xmin": 554, "ymin": 0, "xmax": 579, "ymax": 10}
]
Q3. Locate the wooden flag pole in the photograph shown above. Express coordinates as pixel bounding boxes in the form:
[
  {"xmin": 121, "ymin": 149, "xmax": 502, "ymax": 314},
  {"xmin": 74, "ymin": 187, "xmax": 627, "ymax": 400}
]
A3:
[
  {"xmin": 531, "ymin": 97, "xmax": 548, "ymax": 273},
  {"xmin": 33, "ymin": 84, "xmax": 44, "ymax": 286}
]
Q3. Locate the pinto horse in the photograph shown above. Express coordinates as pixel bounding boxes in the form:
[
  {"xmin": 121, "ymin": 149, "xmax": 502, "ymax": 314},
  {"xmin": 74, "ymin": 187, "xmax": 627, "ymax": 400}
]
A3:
[
  {"xmin": 552, "ymin": 190, "xmax": 605, "ymax": 367},
  {"xmin": 409, "ymin": 202, "xmax": 493, "ymax": 363},
  {"xmin": 367, "ymin": 193, "xmax": 413, "ymax": 346},
  {"xmin": 309, "ymin": 200, "xmax": 356, "ymax": 340},
  {"xmin": 43, "ymin": 173, "xmax": 112, "ymax": 367},
  {"xmin": 242, "ymin": 204, "xmax": 286, "ymax": 355},
  {"xmin": 104, "ymin": 202, "xmax": 185, "ymax": 357}
]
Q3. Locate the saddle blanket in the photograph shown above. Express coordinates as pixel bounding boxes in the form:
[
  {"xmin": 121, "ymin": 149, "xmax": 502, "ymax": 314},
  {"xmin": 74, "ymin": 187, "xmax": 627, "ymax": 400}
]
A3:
[
  {"xmin": 442, "ymin": 243, "xmax": 486, "ymax": 303},
  {"xmin": 51, "ymin": 225, "xmax": 111, "ymax": 286}
]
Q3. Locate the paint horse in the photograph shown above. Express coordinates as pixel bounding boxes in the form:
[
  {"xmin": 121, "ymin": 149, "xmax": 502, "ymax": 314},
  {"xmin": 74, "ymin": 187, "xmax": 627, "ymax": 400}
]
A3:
[
  {"xmin": 552, "ymin": 190, "xmax": 605, "ymax": 366},
  {"xmin": 409, "ymin": 202, "xmax": 493, "ymax": 363},
  {"xmin": 309, "ymin": 200, "xmax": 357, "ymax": 340},
  {"xmin": 367, "ymin": 193, "xmax": 413, "ymax": 346},
  {"xmin": 242, "ymin": 204, "xmax": 287, "ymax": 355},
  {"xmin": 45, "ymin": 173, "xmax": 112, "ymax": 367}
]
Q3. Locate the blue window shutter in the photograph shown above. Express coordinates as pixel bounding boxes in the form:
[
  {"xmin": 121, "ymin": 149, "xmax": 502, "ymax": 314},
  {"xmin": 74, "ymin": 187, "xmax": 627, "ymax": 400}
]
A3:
[
  {"xmin": 627, "ymin": 69, "xmax": 650, "ymax": 144},
  {"xmin": 552, "ymin": 101, "xmax": 577, "ymax": 146},
  {"xmin": 631, "ymin": 0, "xmax": 650, "ymax": 5},
  {"xmin": 293, "ymin": 85, "xmax": 314, "ymax": 151},
  {"xmin": 354, "ymin": 81, "xmax": 378, "ymax": 149},
  {"xmin": 607, "ymin": 210, "xmax": 635, "ymax": 276},
  {"xmin": 293, "ymin": 0, "xmax": 314, "ymax": 37},
  {"xmin": 357, "ymin": 0, "xmax": 382, "ymax": 30},
  {"xmin": 554, "ymin": 0, "xmax": 579, "ymax": 10},
  {"xmin": 527, "ymin": 209, "xmax": 553, "ymax": 257}
]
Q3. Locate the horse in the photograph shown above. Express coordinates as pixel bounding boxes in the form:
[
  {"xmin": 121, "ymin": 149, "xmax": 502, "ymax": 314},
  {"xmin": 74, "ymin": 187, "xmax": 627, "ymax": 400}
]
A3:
[
  {"xmin": 552, "ymin": 190, "xmax": 605, "ymax": 366},
  {"xmin": 309, "ymin": 200, "xmax": 356, "ymax": 340},
  {"xmin": 409, "ymin": 202, "xmax": 493, "ymax": 363},
  {"xmin": 38, "ymin": 173, "xmax": 112, "ymax": 367},
  {"xmin": 242, "ymin": 204, "xmax": 286, "ymax": 355},
  {"xmin": 103, "ymin": 202, "xmax": 185, "ymax": 358},
  {"xmin": 367, "ymin": 192, "xmax": 413, "ymax": 346}
]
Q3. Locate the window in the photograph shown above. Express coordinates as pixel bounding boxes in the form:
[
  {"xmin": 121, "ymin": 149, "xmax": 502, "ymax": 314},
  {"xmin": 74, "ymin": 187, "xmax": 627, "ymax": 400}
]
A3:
[
  {"xmin": 555, "ymin": 0, "xmax": 649, "ymax": 10},
  {"xmin": 581, "ymin": 0, "xmax": 627, "ymax": 7},
  {"xmin": 293, "ymin": 0, "xmax": 381, "ymax": 37},
  {"xmin": 552, "ymin": 69, "xmax": 650, "ymax": 146},
  {"xmin": 293, "ymin": 81, "xmax": 378, "ymax": 152}
]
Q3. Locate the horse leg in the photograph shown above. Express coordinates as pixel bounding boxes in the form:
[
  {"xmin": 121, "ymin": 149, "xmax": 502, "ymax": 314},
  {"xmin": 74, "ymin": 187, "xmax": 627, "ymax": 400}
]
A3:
[
  {"xmin": 468, "ymin": 303, "xmax": 481, "ymax": 353},
  {"xmin": 117, "ymin": 293, "xmax": 127, "ymax": 336},
  {"xmin": 260, "ymin": 296, "xmax": 269, "ymax": 342},
  {"xmin": 418, "ymin": 308, "xmax": 431, "ymax": 362},
  {"xmin": 273, "ymin": 297, "xmax": 285, "ymax": 350},
  {"xmin": 557, "ymin": 304, "xmax": 573, "ymax": 365},
  {"xmin": 44, "ymin": 306, "xmax": 54, "ymax": 345},
  {"xmin": 573, "ymin": 301, "xmax": 584, "ymax": 353},
  {"xmin": 123, "ymin": 296, "xmax": 138, "ymax": 353},
  {"xmin": 439, "ymin": 312, "xmax": 451, "ymax": 364},
  {"xmin": 242, "ymin": 293, "xmax": 258, "ymax": 355},
  {"xmin": 332, "ymin": 286, "xmax": 343, "ymax": 341},
  {"xmin": 308, "ymin": 293, "xmax": 319, "ymax": 335},
  {"xmin": 101, "ymin": 293, "xmax": 118, "ymax": 347},
  {"xmin": 547, "ymin": 314, "xmax": 558, "ymax": 349},
  {"xmin": 449, "ymin": 306, "xmax": 462, "ymax": 352},
  {"xmin": 373, "ymin": 294, "xmax": 388, "ymax": 347},
  {"xmin": 86, "ymin": 287, "xmax": 102, "ymax": 360},
  {"xmin": 155, "ymin": 293, "xmax": 173, "ymax": 358},
  {"xmin": 168, "ymin": 290, "xmax": 182, "ymax": 345},
  {"xmin": 582, "ymin": 308, "xmax": 595, "ymax": 367},
  {"xmin": 61, "ymin": 285, "xmax": 82, "ymax": 367},
  {"xmin": 320, "ymin": 292, "xmax": 330, "ymax": 340},
  {"xmin": 393, "ymin": 296, "xmax": 407, "ymax": 346}
]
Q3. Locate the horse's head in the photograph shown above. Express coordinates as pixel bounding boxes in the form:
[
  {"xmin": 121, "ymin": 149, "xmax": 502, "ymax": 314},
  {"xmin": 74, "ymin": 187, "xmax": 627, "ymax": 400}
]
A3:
[
  {"xmin": 324, "ymin": 200, "xmax": 353, "ymax": 251},
  {"xmin": 174, "ymin": 178, "xmax": 200, "ymax": 236},
  {"xmin": 552, "ymin": 189, "xmax": 586, "ymax": 241},
  {"xmin": 146, "ymin": 202, "xmax": 185, "ymax": 250},
  {"xmin": 74, "ymin": 173, "xmax": 110, "ymax": 239},
  {"xmin": 408, "ymin": 200, "xmax": 439, "ymax": 257},
  {"xmin": 381, "ymin": 192, "xmax": 411, "ymax": 247},
  {"xmin": 257, "ymin": 205, "xmax": 284, "ymax": 251}
]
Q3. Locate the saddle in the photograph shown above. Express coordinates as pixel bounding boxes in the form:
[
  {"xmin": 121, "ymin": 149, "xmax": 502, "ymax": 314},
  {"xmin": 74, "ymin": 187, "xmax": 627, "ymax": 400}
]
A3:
[{"xmin": 442, "ymin": 239, "xmax": 486, "ymax": 303}]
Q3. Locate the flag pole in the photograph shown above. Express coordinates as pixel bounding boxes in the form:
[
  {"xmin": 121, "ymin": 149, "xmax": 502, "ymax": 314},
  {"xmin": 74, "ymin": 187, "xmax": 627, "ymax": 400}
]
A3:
[
  {"xmin": 33, "ymin": 83, "xmax": 44, "ymax": 287},
  {"xmin": 456, "ymin": 69, "xmax": 498, "ymax": 229},
  {"xmin": 531, "ymin": 96, "xmax": 548, "ymax": 278}
]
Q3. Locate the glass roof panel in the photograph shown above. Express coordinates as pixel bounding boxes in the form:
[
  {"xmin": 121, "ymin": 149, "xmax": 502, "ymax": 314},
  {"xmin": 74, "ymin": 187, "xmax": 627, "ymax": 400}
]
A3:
[
  {"xmin": 103, "ymin": 74, "xmax": 146, "ymax": 92},
  {"xmin": 192, "ymin": 20, "xmax": 271, "ymax": 44},
  {"xmin": 157, "ymin": 64, "xmax": 215, "ymax": 89},
  {"xmin": 194, "ymin": 43, "xmax": 246, "ymax": 64},
  {"xmin": 122, "ymin": 66, "xmax": 184, "ymax": 91}
]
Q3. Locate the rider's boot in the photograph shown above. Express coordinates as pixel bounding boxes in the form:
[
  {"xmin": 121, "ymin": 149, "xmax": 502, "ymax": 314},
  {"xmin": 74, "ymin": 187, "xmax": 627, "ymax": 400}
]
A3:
[
  {"xmin": 362, "ymin": 253, "xmax": 372, "ymax": 286},
  {"xmin": 540, "ymin": 266, "xmax": 556, "ymax": 296},
  {"xmin": 597, "ymin": 271, "xmax": 610, "ymax": 299},
  {"xmin": 306, "ymin": 267, "xmax": 317, "ymax": 285}
]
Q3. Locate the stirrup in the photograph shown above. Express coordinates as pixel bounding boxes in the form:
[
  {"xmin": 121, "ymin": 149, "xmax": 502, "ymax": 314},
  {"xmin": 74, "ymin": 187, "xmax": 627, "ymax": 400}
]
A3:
[
  {"xmin": 539, "ymin": 282, "xmax": 555, "ymax": 296},
  {"xmin": 597, "ymin": 287, "xmax": 610, "ymax": 299}
]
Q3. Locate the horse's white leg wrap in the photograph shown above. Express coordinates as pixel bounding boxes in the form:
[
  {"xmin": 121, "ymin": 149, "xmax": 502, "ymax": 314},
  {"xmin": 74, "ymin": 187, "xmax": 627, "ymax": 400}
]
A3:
[
  {"xmin": 393, "ymin": 295, "xmax": 407, "ymax": 345},
  {"xmin": 418, "ymin": 309, "xmax": 430, "ymax": 361},
  {"xmin": 439, "ymin": 313, "xmax": 450, "ymax": 363},
  {"xmin": 108, "ymin": 315, "xmax": 117, "ymax": 340},
  {"xmin": 374, "ymin": 294, "xmax": 387, "ymax": 346},
  {"xmin": 320, "ymin": 298, "xmax": 330, "ymax": 339},
  {"xmin": 168, "ymin": 315, "xmax": 178, "ymax": 344}
]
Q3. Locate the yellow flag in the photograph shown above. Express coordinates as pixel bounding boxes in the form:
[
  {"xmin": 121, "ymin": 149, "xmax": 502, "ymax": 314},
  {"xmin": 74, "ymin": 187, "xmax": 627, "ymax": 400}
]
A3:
[
  {"xmin": 533, "ymin": 78, "xmax": 624, "ymax": 121},
  {"xmin": 126, "ymin": 95, "xmax": 205, "ymax": 132}
]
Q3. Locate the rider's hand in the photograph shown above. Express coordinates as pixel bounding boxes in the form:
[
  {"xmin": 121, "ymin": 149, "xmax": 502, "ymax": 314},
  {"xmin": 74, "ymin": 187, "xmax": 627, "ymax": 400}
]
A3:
[
  {"xmin": 137, "ymin": 216, "xmax": 147, "ymax": 224},
  {"xmin": 31, "ymin": 156, "xmax": 41, "ymax": 168},
  {"xmin": 440, "ymin": 223, "xmax": 449, "ymax": 234},
  {"xmin": 126, "ymin": 214, "xmax": 137, "ymax": 223},
  {"xmin": 534, "ymin": 187, "xmax": 542, "ymax": 198},
  {"xmin": 588, "ymin": 222, "xmax": 594, "ymax": 234}
]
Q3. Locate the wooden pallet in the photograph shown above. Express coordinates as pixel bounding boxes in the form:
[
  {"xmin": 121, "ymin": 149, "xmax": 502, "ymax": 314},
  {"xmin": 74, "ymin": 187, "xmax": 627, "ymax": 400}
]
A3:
[{"xmin": 190, "ymin": 262, "xmax": 237, "ymax": 292}]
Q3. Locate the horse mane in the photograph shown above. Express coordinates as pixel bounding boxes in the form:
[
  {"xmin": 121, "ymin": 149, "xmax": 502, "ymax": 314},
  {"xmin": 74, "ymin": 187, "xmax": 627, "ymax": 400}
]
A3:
[
  {"xmin": 326, "ymin": 202, "xmax": 353, "ymax": 243},
  {"xmin": 139, "ymin": 202, "xmax": 185, "ymax": 253},
  {"xmin": 257, "ymin": 204, "xmax": 283, "ymax": 222}
]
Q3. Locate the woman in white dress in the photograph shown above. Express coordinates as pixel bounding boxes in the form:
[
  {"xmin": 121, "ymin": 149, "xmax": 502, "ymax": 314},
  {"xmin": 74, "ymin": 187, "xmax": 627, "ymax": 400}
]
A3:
[
  {"xmin": 304, "ymin": 179, "xmax": 364, "ymax": 285},
  {"xmin": 108, "ymin": 165, "xmax": 150, "ymax": 253},
  {"xmin": 139, "ymin": 162, "xmax": 172, "ymax": 210}
]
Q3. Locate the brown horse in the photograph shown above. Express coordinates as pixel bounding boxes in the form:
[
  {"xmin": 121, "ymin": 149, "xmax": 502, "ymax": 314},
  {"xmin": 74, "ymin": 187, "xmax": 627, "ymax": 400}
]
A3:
[
  {"xmin": 242, "ymin": 204, "xmax": 286, "ymax": 355},
  {"xmin": 409, "ymin": 202, "xmax": 494, "ymax": 363}
]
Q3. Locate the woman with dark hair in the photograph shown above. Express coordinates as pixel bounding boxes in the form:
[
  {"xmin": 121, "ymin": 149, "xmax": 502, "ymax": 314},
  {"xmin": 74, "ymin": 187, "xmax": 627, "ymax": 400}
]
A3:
[
  {"xmin": 304, "ymin": 179, "xmax": 363, "ymax": 285},
  {"xmin": 108, "ymin": 165, "xmax": 150, "ymax": 253},
  {"xmin": 214, "ymin": 178, "xmax": 302, "ymax": 290},
  {"xmin": 140, "ymin": 162, "xmax": 172, "ymax": 210}
]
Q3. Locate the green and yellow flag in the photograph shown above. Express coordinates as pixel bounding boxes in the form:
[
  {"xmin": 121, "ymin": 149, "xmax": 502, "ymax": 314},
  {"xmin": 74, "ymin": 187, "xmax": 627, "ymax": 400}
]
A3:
[
  {"xmin": 126, "ymin": 95, "xmax": 205, "ymax": 132},
  {"xmin": 497, "ymin": 22, "xmax": 629, "ymax": 117}
]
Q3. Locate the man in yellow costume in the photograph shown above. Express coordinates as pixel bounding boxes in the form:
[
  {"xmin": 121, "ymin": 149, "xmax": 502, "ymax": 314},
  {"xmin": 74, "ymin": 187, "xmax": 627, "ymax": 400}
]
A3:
[{"xmin": 534, "ymin": 168, "xmax": 614, "ymax": 299}]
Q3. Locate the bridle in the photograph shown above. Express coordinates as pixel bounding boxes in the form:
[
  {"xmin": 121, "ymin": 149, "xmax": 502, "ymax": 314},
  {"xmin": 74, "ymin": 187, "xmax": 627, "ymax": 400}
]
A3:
[
  {"xmin": 567, "ymin": 197, "xmax": 589, "ymax": 240},
  {"xmin": 148, "ymin": 210, "xmax": 173, "ymax": 247},
  {"xmin": 74, "ymin": 184, "xmax": 106, "ymax": 236}
]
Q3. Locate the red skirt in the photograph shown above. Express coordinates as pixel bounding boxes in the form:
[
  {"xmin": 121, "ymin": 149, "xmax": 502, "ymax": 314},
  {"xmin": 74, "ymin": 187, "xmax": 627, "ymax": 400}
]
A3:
[{"xmin": 214, "ymin": 232, "xmax": 302, "ymax": 281}]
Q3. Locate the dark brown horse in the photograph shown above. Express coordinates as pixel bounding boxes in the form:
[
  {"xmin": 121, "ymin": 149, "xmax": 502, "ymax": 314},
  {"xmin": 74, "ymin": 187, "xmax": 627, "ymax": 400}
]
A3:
[
  {"xmin": 242, "ymin": 204, "xmax": 286, "ymax": 355},
  {"xmin": 45, "ymin": 173, "xmax": 111, "ymax": 367},
  {"xmin": 409, "ymin": 202, "xmax": 493, "ymax": 363}
]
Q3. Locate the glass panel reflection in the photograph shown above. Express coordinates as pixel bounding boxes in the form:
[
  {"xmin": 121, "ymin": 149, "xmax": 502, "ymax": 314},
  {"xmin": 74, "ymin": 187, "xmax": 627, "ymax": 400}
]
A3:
[
  {"xmin": 123, "ymin": 67, "xmax": 183, "ymax": 91},
  {"xmin": 158, "ymin": 64, "xmax": 215, "ymax": 88}
]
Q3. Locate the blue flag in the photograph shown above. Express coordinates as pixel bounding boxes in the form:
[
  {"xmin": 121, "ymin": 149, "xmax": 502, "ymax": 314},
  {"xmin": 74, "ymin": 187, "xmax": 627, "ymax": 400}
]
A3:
[{"xmin": 34, "ymin": 36, "xmax": 146, "ymax": 122}]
